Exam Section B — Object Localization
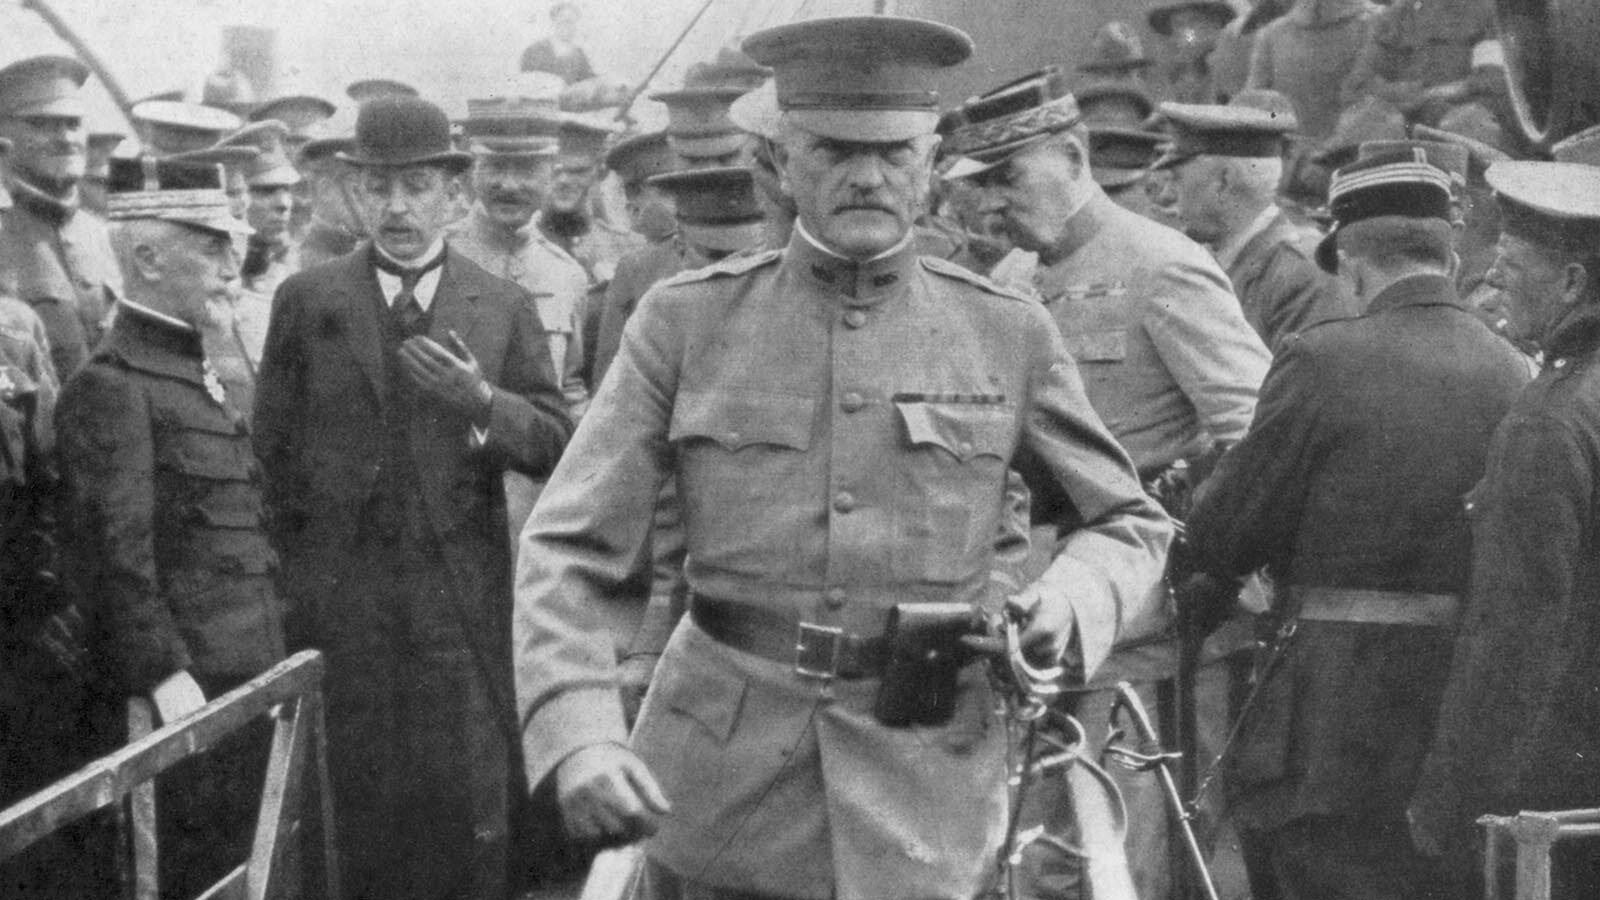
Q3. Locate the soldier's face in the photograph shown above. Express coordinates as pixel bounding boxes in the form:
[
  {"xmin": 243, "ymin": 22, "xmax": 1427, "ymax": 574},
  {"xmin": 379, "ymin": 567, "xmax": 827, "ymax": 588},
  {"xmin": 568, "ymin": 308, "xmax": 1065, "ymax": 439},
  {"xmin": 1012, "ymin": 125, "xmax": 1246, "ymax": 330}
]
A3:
[
  {"xmin": 248, "ymin": 185, "xmax": 295, "ymax": 244},
  {"xmin": 473, "ymin": 155, "xmax": 551, "ymax": 228},
  {"xmin": 974, "ymin": 137, "xmax": 1089, "ymax": 260},
  {"xmin": 154, "ymin": 225, "xmax": 241, "ymax": 323},
  {"xmin": 777, "ymin": 128, "xmax": 936, "ymax": 260},
  {"xmin": 357, "ymin": 165, "xmax": 462, "ymax": 261},
  {"xmin": 545, "ymin": 156, "xmax": 596, "ymax": 216},
  {"xmin": 1484, "ymin": 233, "xmax": 1579, "ymax": 348},
  {"xmin": 0, "ymin": 114, "xmax": 86, "ymax": 188}
]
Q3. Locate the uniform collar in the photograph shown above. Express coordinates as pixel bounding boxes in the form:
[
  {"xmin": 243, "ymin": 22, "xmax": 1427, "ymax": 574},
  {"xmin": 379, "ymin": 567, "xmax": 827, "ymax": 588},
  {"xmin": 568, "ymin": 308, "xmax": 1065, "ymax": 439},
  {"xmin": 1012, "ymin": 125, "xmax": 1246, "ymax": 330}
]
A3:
[
  {"xmin": 1043, "ymin": 185, "xmax": 1113, "ymax": 265},
  {"xmin": 5, "ymin": 173, "xmax": 78, "ymax": 227},
  {"xmin": 1214, "ymin": 203, "xmax": 1282, "ymax": 271},
  {"xmin": 470, "ymin": 203, "xmax": 535, "ymax": 252},
  {"xmin": 786, "ymin": 221, "xmax": 919, "ymax": 306},
  {"xmin": 1365, "ymin": 272, "xmax": 1461, "ymax": 315},
  {"xmin": 109, "ymin": 302, "xmax": 207, "ymax": 384},
  {"xmin": 1543, "ymin": 306, "xmax": 1600, "ymax": 365}
]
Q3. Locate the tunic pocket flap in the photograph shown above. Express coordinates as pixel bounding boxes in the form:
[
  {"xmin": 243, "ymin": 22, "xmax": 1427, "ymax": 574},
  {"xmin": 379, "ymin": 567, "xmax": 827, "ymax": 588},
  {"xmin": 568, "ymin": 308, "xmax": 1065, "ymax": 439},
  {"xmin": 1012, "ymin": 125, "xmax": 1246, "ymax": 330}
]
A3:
[
  {"xmin": 651, "ymin": 644, "xmax": 745, "ymax": 744},
  {"xmin": 1063, "ymin": 329, "xmax": 1127, "ymax": 362},
  {"xmin": 158, "ymin": 428, "xmax": 254, "ymax": 480},
  {"xmin": 669, "ymin": 390, "xmax": 814, "ymax": 452},
  {"xmin": 895, "ymin": 401, "xmax": 1013, "ymax": 462}
]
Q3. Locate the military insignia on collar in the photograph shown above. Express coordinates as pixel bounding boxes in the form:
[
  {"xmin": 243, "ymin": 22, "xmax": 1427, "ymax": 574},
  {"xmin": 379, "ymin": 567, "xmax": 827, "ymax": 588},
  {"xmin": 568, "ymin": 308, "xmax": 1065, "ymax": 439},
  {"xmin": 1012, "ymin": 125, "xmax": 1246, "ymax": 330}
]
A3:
[{"xmin": 201, "ymin": 360, "xmax": 228, "ymax": 407}]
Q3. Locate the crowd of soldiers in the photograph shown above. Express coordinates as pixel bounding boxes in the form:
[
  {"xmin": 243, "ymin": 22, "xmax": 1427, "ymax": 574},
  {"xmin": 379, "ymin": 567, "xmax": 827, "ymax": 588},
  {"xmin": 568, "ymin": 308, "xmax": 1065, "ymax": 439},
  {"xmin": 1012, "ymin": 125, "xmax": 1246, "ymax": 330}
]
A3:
[{"xmin": 2, "ymin": 1, "xmax": 1600, "ymax": 899}]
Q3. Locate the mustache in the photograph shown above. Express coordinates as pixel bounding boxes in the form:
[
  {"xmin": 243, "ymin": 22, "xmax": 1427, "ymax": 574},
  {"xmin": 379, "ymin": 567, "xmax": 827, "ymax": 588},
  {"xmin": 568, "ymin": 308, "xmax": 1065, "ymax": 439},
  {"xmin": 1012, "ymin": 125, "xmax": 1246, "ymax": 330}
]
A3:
[{"xmin": 485, "ymin": 188, "xmax": 536, "ymax": 204}]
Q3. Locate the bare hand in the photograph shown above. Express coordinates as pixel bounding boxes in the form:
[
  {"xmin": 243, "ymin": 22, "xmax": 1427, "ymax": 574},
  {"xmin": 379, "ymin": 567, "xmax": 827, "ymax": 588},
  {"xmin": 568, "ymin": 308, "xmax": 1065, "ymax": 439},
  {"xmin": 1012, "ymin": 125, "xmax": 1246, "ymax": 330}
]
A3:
[
  {"xmin": 555, "ymin": 743, "xmax": 671, "ymax": 847},
  {"xmin": 1006, "ymin": 586, "xmax": 1078, "ymax": 670},
  {"xmin": 398, "ymin": 330, "xmax": 491, "ymax": 421}
]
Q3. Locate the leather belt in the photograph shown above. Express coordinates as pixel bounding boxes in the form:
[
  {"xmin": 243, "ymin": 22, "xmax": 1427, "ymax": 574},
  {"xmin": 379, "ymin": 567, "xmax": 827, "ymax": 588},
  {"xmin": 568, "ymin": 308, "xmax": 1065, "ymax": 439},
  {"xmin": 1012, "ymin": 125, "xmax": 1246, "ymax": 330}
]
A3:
[
  {"xmin": 689, "ymin": 595, "xmax": 888, "ymax": 680},
  {"xmin": 1291, "ymin": 586, "xmax": 1461, "ymax": 627}
]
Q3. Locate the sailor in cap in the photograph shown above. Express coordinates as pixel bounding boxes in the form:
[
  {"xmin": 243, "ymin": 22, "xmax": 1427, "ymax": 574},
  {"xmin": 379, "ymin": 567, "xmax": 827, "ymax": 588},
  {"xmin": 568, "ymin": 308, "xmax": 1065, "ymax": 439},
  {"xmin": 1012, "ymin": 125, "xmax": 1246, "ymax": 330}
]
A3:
[
  {"xmin": 55, "ymin": 153, "xmax": 281, "ymax": 900},
  {"xmin": 1186, "ymin": 148, "xmax": 1531, "ymax": 900},
  {"xmin": 1412, "ymin": 161, "xmax": 1600, "ymax": 896},
  {"xmin": 945, "ymin": 67, "xmax": 1269, "ymax": 900},
  {"xmin": 514, "ymin": 16, "xmax": 1168, "ymax": 900},
  {"xmin": 0, "ymin": 55, "xmax": 124, "ymax": 378},
  {"xmin": 1157, "ymin": 100, "xmax": 1353, "ymax": 352}
]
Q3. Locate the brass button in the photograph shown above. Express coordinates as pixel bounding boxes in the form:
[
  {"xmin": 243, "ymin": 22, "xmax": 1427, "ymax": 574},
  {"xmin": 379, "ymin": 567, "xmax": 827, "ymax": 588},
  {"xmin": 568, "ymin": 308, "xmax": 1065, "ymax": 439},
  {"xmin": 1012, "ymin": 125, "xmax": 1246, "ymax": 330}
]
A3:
[
  {"xmin": 832, "ymin": 491, "xmax": 856, "ymax": 514},
  {"xmin": 843, "ymin": 309, "xmax": 868, "ymax": 329},
  {"xmin": 840, "ymin": 391, "xmax": 866, "ymax": 413},
  {"xmin": 825, "ymin": 588, "xmax": 847, "ymax": 610}
]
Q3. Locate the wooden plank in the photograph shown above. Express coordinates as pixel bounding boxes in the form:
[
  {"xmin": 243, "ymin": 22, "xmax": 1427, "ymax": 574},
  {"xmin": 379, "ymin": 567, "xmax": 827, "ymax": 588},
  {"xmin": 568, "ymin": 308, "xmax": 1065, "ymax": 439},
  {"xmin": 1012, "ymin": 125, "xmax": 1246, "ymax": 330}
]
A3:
[
  {"xmin": 127, "ymin": 698, "xmax": 159, "ymax": 900},
  {"xmin": 245, "ymin": 699, "xmax": 306, "ymax": 900},
  {"xmin": 0, "ymin": 652, "xmax": 324, "ymax": 859}
]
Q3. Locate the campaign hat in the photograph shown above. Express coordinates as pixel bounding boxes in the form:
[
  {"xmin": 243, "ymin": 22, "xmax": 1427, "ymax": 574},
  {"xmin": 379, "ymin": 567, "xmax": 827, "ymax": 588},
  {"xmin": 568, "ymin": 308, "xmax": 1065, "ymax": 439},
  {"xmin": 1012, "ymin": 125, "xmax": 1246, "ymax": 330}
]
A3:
[
  {"xmin": 133, "ymin": 101, "xmax": 245, "ymax": 156},
  {"xmin": 1076, "ymin": 80, "xmax": 1156, "ymax": 129},
  {"xmin": 741, "ymin": 16, "xmax": 973, "ymax": 142},
  {"xmin": 105, "ymin": 155, "xmax": 253, "ymax": 236},
  {"xmin": 1315, "ymin": 148, "xmax": 1454, "ymax": 272},
  {"xmin": 1486, "ymin": 160, "xmax": 1600, "ymax": 253},
  {"xmin": 1148, "ymin": 1, "xmax": 1237, "ymax": 38},
  {"xmin": 1078, "ymin": 21, "xmax": 1151, "ymax": 75},
  {"xmin": 605, "ymin": 130, "xmax": 677, "ymax": 186},
  {"xmin": 0, "ymin": 55, "xmax": 89, "ymax": 118},
  {"xmin": 645, "ymin": 165, "xmax": 764, "ymax": 253},
  {"xmin": 941, "ymin": 67, "xmax": 1082, "ymax": 180},
  {"xmin": 1089, "ymin": 127, "xmax": 1165, "ymax": 189},
  {"xmin": 338, "ymin": 96, "xmax": 472, "ymax": 173}
]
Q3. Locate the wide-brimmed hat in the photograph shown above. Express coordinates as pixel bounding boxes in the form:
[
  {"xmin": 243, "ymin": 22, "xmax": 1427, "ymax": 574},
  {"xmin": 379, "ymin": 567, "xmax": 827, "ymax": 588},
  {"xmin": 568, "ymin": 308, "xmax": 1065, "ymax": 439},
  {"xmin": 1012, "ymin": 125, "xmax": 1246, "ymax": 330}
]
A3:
[
  {"xmin": 646, "ymin": 165, "xmax": 765, "ymax": 253},
  {"xmin": 1148, "ymin": 1, "xmax": 1237, "ymax": 38},
  {"xmin": 1089, "ymin": 127, "xmax": 1165, "ymax": 189},
  {"xmin": 742, "ymin": 16, "xmax": 973, "ymax": 143},
  {"xmin": 105, "ymin": 155, "xmax": 253, "ymax": 236},
  {"xmin": 133, "ymin": 100, "xmax": 244, "ymax": 156},
  {"xmin": 1078, "ymin": 21, "xmax": 1151, "ymax": 75},
  {"xmin": 605, "ymin": 130, "xmax": 677, "ymax": 186},
  {"xmin": 337, "ymin": 96, "xmax": 472, "ymax": 173}
]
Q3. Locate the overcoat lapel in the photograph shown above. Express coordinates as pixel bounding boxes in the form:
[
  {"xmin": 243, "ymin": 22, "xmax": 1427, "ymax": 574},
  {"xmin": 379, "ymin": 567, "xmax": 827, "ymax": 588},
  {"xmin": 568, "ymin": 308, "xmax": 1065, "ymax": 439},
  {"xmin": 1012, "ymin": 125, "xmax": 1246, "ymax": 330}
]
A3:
[
  {"xmin": 334, "ymin": 248, "xmax": 389, "ymax": 410},
  {"xmin": 427, "ymin": 248, "xmax": 481, "ymax": 348}
]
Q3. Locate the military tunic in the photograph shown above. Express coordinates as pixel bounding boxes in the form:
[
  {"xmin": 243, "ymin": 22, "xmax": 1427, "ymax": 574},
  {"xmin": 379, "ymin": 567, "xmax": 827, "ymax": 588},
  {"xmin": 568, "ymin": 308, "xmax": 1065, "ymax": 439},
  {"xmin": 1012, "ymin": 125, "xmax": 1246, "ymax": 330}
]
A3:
[
  {"xmin": 1186, "ymin": 275, "xmax": 1528, "ymax": 895},
  {"xmin": 1215, "ymin": 206, "xmax": 1358, "ymax": 353},
  {"xmin": 1411, "ymin": 310, "xmax": 1600, "ymax": 889},
  {"xmin": 0, "ymin": 178, "xmax": 122, "ymax": 378},
  {"xmin": 515, "ymin": 232, "xmax": 1170, "ymax": 900}
]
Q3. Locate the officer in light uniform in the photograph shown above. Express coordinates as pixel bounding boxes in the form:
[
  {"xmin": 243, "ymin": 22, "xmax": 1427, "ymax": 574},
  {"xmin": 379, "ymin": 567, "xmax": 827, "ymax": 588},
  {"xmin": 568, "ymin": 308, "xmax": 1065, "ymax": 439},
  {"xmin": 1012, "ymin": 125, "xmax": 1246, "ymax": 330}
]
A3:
[{"xmin": 513, "ymin": 16, "xmax": 1171, "ymax": 900}]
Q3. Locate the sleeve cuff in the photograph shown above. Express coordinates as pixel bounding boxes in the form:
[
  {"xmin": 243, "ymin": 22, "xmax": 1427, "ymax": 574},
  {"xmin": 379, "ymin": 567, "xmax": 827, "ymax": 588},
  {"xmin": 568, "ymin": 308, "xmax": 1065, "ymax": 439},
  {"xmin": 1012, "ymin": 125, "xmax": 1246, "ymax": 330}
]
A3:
[{"xmin": 521, "ymin": 686, "xmax": 629, "ymax": 793}]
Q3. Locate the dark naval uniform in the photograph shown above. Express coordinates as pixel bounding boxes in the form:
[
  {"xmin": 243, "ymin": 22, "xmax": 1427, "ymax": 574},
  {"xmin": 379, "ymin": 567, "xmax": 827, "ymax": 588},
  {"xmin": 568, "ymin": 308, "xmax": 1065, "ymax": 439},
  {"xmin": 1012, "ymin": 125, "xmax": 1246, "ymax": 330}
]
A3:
[
  {"xmin": 516, "ymin": 231, "xmax": 1171, "ymax": 900},
  {"xmin": 1187, "ymin": 273, "xmax": 1529, "ymax": 895},
  {"xmin": 57, "ymin": 303, "xmax": 286, "ymax": 900}
]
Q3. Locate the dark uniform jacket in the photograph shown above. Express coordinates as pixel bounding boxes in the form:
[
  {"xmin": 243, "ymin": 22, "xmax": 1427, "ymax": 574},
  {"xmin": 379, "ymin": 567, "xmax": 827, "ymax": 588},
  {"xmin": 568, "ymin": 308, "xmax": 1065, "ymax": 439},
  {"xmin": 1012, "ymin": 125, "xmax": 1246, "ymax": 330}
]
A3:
[
  {"xmin": 0, "ymin": 179, "xmax": 122, "ymax": 378},
  {"xmin": 1412, "ymin": 310, "xmax": 1600, "ymax": 866},
  {"xmin": 1187, "ymin": 273, "xmax": 1529, "ymax": 828},
  {"xmin": 592, "ymin": 234, "xmax": 704, "ymax": 389},
  {"xmin": 1221, "ymin": 207, "xmax": 1357, "ymax": 354},
  {"xmin": 57, "ymin": 305, "xmax": 284, "ymax": 694}
]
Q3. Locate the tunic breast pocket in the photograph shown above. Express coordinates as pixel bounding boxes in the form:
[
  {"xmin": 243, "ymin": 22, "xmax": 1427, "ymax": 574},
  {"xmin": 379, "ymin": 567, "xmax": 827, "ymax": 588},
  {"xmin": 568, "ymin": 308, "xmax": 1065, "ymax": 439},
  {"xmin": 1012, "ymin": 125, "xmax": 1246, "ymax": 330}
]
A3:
[
  {"xmin": 891, "ymin": 399, "xmax": 1015, "ymax": 584},
  {"xmin": 1063, "ymin": 329, "xmax": 1127, "ymax": 365},
  {"xmin": 668, "ymin": 390, "xmax": 814, "ymax": 553}
]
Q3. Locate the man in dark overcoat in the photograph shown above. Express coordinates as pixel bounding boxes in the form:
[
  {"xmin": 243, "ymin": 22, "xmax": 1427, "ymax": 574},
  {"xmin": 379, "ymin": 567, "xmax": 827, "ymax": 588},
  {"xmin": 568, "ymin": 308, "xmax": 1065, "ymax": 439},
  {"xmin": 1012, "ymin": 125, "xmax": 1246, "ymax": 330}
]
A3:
[
  {"xmin": 1409, "ymin": 161, "xmax": 1600, "ymax": 896},
  {"xmin": 253, "ymin": 96, "xmax": 572, "ymax": 900},
  {"xmin": 56, "ymin": 156, "xmax": 282, "ymax": 899},
  {"xmin": 1183, "ymin": 149, "xmax": 1531, "ymax": 899}
]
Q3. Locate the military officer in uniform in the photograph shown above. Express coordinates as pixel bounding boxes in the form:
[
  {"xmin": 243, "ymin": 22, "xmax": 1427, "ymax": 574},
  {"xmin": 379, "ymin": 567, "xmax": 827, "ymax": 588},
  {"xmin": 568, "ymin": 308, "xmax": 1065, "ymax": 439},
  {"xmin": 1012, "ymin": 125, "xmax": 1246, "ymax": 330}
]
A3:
[
  {"xmin": 217, "ymin": 120, "xmax": 303, "ymax": 299},
  {"xmin": 606, "ymin": 130, "xmax": 680, "ymax": 244},
  {"xmin": 533, "ymin": 118, "xmax": 641, "ymax": 289},
  {"xmin": 945, "ymin": 66, "xmax": 1270, "ymax": 900},
  {"xmin": 1409, "ymin": 162, "xmax": 1600, "ymax": 896},
  {"xmin": 1182, "ymin": 150, "xmax": 1530, "ymax": 900},
  {"xmin": 294, "ymin": 133, "xmax": 364, "ymax": 269},
  {"xmin": 56, "ymin": 155, "xmax": 282, "ymax": 900},
  {"xmin": 513, "ymin": 16, "xmax": 1171, "ymax": 900},
  {"xmin": 1158, "ymin": 102, "xmax": 1356, "ymax": 353},
  {"xmin": 0, "ymin": 56, "xmax": 123, "ymax": 379}
]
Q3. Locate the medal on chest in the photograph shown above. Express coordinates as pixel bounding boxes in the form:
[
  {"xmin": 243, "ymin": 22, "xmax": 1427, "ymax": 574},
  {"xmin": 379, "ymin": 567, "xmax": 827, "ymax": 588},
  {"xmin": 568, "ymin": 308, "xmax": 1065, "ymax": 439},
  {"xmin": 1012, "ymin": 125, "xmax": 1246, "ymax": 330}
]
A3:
[{"xmin": 200, "ymin": 359, "xmax": 228, "ymax": 407}]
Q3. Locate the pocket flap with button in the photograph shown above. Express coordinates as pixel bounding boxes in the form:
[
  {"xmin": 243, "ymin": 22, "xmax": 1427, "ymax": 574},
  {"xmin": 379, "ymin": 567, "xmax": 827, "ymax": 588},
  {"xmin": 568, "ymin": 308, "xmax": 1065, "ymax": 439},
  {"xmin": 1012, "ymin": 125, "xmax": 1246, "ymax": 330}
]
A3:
[
  {"xmin": 669, "ymin": 390, "xmax": 814, "ymax": 452},
  {"xmin": 158, "ymin": 427, "xmax": 254, "ymax": 480},
  {"xmin": 1064, "ymin": 329, "xmax": 1127, "ymax": 362},
  {"xmin": 895, "ymin": 401, "xmax": 1014, "ymax": 463}
]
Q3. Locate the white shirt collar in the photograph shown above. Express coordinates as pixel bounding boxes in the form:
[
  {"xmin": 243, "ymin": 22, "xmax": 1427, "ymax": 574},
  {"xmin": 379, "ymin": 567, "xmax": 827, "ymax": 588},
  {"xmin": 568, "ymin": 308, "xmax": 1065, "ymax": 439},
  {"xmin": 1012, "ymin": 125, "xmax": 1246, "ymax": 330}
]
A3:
[
  {"xmin": 1213, "ymin": 204, "xmax": 1281, "ymax": 272},
  {"xmin": 795, "ymin": 220, "xmax": 914, "ymax": 263},
  {"xmin": 373, "ymin": 238, "xmax": 447, "ymax": 311}
]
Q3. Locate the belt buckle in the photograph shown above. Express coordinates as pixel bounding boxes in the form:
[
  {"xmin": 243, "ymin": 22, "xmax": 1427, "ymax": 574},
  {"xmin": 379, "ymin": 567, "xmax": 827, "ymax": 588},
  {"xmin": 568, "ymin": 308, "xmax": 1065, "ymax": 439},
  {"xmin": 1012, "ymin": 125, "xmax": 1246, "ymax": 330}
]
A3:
[{"xmin": 794, "ymin": 622, "xmax": 845, "ymax": 681}]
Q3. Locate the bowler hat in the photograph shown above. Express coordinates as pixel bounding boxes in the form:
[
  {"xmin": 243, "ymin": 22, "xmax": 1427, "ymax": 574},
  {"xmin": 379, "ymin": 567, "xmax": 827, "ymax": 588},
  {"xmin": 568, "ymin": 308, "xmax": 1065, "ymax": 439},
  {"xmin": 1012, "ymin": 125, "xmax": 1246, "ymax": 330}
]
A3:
[{"xmin": 338, "ymin": 96, "xmax": 472, "ymax": 173}]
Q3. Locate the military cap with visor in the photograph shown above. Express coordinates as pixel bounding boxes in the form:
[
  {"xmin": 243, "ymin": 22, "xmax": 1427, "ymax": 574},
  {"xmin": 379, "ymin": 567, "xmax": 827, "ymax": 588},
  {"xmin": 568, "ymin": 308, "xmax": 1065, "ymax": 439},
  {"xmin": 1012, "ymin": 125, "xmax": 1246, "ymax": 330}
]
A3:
[
  {"xmin": 1314, "ymin": 148, "xmax": 1454, "ymax": 272},
  {"xmin": 1076, "ymin": 80, "xmax": 1156, "ymax": 130},
  {"xmin": 338, "ymin": 96, "xmax": 473, "ymax": 173},
  {"xmin": 1152, "ymin": 101, "xmax": 1295, "ymax": 170},
  {"xmin": 605, "ymin": 130, "xmax": 676, "ymax": 186},
  {"xmin": 1485, "ymin": 160, "xmax": 1600, "ymax": 253},
  {"xmin": 460, "ymin": 93, "xmax": 563, "ymax": 159},
  {"xmin": 645, "ymin": 165, "xmax": 764, "ymax": 254},
  {"xmin": 0, "ymin": 55, "xmax": 89, "ymax": 119},
  {"xmin": 248, "ymin": 94, "xmax": 337, "ymax": 154},
  {"xmin": 740, "ymin": 15, "xmax": 973, "ymax": 143},
  {"xmin": 554, "ymin": 117, "xmax": 615, "ymax": 162},
  {"xmin": 941, "ymin": 66, "xmax": 1083, "ymax": 180},
  {"xmin": 1090, "ymin": 127, "xmax": 1166, "ymax": 189},
  {"xmin": 133, "ymin": 100, "xmax": 245, "ymax": 156},
  {"xmin": 105, "ymin": 155, "xmax": 254, "ymax": 237},
  {"xmin": 217, "ymin": 119, "xmax": 302, "ymax": 187},
  {"xmin": 1550, "ymin": 124, "xmax": 1600, "ymax": 168}
]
